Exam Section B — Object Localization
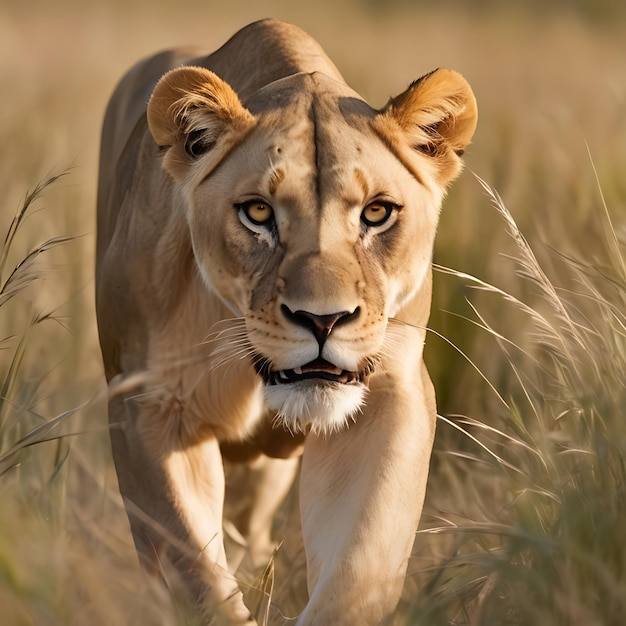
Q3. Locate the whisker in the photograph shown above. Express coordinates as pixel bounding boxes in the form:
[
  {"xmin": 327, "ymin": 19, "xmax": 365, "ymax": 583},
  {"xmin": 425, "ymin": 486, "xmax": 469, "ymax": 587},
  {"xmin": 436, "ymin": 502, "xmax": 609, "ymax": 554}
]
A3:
[
  {"xmin": 209, "ymin": 347, "xmax": 256, "ymax": 372},
  {"xmin": 202, "ymin": 317, "xmax": 248, "ymax": 344},
  {"xmin": 202, "ymin": 328, "xmax": 249, "ymax": 343},
  {"xmin": 207, "ymin": 340, "xmax": 253, "ymax": 356}
]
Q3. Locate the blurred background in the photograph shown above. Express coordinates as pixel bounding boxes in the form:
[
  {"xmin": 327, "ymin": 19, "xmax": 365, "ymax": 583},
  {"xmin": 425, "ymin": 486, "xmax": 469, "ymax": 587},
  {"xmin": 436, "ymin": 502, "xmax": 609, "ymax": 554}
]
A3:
[{"xmin": 1, "ymin": 1, "xmax": 625, "ymax": 624}]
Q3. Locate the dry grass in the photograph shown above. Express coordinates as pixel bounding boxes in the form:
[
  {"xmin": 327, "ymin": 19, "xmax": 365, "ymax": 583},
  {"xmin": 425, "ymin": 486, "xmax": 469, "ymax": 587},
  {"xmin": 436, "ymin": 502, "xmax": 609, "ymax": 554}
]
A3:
[{"xmin": 1, "ymin": 1, "xmax": 625, "ymax": 624}]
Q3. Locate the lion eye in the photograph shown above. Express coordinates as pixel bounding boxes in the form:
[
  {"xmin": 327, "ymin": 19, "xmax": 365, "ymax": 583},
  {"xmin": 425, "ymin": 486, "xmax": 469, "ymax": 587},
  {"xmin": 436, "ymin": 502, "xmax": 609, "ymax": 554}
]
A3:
[
  {"xmin": 361, "ymin": 202, "xmax": 394, "ymax": 227},
  {"xmin": 240, "ymin": 201, "xmax": 274, "ymax": 226}
]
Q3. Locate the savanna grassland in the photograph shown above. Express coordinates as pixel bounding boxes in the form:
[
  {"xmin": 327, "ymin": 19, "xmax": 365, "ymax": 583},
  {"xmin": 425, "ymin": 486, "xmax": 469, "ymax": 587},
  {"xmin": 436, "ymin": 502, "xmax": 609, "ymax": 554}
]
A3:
[{"xmin": 1, "ymin": 0, "xmax": 625, "ymax": 624}]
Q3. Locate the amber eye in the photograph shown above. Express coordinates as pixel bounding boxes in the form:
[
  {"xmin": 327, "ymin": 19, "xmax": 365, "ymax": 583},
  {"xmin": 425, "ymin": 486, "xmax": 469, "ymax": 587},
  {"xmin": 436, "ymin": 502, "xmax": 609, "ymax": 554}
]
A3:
[
  {"xmin": 240, "ymin": 201, "xmax": 274, "ymax": 226},
  {"xmin": 361, "ymin": 202, "xmax": 394, "ymax": 227}
]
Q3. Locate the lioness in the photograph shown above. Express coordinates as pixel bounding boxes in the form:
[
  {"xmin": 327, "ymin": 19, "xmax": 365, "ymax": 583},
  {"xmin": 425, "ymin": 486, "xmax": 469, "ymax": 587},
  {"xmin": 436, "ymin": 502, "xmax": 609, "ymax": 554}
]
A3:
[{"xmin": 96, "ymin": 18, "xmax": 476, "ymax": 625}]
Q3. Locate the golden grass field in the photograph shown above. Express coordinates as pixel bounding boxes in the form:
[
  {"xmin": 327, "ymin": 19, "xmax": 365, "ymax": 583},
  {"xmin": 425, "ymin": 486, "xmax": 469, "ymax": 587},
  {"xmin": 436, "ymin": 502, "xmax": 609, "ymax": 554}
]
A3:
[{"xmin": 1, "ymin": 0, "xmax": 625, "ymax": 623}]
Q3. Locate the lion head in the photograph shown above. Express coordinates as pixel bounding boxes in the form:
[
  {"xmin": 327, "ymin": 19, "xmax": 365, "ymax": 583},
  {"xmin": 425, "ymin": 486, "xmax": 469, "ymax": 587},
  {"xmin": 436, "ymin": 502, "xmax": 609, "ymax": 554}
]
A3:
[{"xmin": 145, "ymin": 65, "xmax": 477, "ymax": 435}]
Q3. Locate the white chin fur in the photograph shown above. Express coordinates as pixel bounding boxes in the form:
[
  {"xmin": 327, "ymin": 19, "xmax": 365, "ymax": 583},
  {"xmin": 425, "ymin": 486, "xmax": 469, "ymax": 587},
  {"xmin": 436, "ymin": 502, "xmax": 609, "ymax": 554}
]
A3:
[{"xmin": 264, "ymin": 381, "xmax": 366, "ymax": 436}]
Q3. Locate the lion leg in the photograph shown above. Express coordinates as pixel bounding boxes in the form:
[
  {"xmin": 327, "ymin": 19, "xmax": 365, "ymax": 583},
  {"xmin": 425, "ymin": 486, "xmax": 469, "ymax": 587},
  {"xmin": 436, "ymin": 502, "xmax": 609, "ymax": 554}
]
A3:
[
  {"xmin": 225, "ymin": 456, "xmax": 300, "ymax": 572},
  {"xmin": 108, "ymin": 394, "xmax": 256, "ymax": 625},
  {"xmin": 296, "ymin": 372, "xmax": 436, "ymax": 626}
]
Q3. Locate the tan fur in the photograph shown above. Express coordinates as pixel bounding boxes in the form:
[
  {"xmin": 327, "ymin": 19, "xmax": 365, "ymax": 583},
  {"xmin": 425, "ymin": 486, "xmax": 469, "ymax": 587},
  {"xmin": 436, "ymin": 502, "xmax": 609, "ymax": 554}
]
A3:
[{"xmin": 96, "ymin": 18, "xmax": 476, "ymax": 625}]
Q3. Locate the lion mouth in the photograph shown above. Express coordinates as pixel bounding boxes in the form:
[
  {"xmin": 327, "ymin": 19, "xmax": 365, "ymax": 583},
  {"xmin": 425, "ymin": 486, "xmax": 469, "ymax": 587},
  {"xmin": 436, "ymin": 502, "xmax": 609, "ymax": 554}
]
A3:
[{"xmin": 257, "ymin": 358, "xmax": 372, "ymax": 386}]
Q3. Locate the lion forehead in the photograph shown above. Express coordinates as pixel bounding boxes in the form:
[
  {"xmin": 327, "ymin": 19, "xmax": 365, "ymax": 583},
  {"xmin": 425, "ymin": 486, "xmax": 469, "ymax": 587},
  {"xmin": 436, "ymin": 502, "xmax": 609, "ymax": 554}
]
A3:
[
  {"xmin": 242, "ymin": 73, "xmax": 378, "ymax": 162},
  {"xmin": 233, "ymin": 79, "xmax": 393, "ymax": 206}
]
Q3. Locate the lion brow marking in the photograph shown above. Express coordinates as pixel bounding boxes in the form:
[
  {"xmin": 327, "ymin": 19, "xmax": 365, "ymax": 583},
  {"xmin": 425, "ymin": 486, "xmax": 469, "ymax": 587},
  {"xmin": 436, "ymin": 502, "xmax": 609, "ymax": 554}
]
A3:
[
  {"xmin": 354, "ymin": 167, "xmax": 370, "ymax": 198},
  {"xmin": 268, "ymin": 167, "xmax": 285, "ymax": 195}
]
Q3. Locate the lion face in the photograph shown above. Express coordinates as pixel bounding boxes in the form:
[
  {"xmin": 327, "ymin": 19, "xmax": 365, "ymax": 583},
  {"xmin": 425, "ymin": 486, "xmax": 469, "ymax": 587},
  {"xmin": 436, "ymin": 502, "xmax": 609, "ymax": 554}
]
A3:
[{"xmin": 147, "ymin": 67, "xmax": 477, "ymax": 434}]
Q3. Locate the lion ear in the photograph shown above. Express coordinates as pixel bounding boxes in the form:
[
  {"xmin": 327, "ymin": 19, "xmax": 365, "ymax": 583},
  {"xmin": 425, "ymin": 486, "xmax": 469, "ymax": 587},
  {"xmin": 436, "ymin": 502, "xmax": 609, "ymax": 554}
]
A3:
[
  {"xmin": 147, "ymin": 66, "xmax": 255, "ymax": 176},
  {"xmin": 381, "ymin": 69, "xmax": 477, "ymax": 183}
]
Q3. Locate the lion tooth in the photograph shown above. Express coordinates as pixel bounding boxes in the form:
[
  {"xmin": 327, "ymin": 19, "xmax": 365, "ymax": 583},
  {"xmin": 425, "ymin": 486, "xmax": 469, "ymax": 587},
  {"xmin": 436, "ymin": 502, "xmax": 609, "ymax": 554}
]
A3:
[
  {"xmin": 293, "ymin": 367, "xmax": 303, "ymax": 375},
  {"xmin": 279, "ymin": 370, "xmax": 289, "ymax": 380}
]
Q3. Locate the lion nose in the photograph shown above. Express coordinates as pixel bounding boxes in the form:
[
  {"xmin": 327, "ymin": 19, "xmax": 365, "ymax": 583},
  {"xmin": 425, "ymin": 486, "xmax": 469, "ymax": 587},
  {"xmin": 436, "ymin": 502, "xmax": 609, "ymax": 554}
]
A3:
[{"xmin": 281, "ymin": 305, "xmax": 360, "ymax": 348}]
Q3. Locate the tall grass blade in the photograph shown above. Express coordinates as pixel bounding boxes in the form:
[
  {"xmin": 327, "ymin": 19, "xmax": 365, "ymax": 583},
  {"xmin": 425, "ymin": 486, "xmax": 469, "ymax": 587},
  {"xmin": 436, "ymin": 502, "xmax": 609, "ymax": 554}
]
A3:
[
  {"xmin": 0, "ymin": 401, "xmax": 88, "ymax": 476},
  {"xmin": 0, "ymin": 172, "xmax": 68, "ymax": 284}
]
